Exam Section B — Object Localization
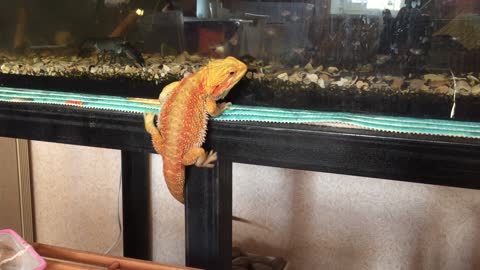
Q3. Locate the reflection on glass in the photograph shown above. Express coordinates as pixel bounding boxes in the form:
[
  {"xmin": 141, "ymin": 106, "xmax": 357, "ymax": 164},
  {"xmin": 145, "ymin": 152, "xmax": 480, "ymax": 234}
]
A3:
[{"xmin": 0, "ymin": 0, "xmax": 479, "ymax": 118}]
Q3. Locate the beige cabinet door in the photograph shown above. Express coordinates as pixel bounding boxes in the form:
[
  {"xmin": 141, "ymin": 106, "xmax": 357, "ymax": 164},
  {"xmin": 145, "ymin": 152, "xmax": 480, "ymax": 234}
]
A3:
[{"xmin": 0, "ymin": 137, "xmax": 33, "ymax": 241}]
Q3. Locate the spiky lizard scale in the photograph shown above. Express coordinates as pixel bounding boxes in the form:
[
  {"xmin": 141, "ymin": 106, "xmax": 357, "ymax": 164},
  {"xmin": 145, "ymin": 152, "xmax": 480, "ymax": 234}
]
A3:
[{"xmin": 145, "ymin": 56, "xmax": 247, "ymax": 203}]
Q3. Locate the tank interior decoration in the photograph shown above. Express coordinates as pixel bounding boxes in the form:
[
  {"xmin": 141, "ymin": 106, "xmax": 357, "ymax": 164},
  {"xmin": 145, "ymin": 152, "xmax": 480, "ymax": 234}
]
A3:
[{"xmin": 0, "ymin": 0, "xmax": 479, "ymax": 120}]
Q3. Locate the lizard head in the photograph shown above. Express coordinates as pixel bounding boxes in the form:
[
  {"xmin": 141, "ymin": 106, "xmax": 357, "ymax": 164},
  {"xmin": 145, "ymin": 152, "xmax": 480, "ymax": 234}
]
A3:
[{"xmin": 205, "ymin": 56, "xmax": 247, "ymax": 100}]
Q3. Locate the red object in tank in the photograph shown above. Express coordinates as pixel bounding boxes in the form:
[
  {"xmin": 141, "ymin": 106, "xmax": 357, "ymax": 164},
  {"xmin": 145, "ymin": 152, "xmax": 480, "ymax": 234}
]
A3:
[
  {"xmin": 198, "ymin": 26, "xmax": 225, "ymax": 57},
  {"xmin": 65, "ymin": 100, "xmax": 84, "ymax": 106}
]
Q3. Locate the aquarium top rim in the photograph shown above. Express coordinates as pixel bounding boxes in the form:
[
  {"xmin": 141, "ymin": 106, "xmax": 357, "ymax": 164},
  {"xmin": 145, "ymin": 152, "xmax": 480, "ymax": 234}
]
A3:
[{"xmin": 0, "ymin": 86, "xmax": 479, "ymax": 140}]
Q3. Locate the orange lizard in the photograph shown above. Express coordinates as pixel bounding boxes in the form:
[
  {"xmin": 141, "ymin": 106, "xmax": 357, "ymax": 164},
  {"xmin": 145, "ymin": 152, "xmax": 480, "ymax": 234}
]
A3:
[{"xmin": 144, "ymin": 56, "xmax": 247, "ymax": 203}]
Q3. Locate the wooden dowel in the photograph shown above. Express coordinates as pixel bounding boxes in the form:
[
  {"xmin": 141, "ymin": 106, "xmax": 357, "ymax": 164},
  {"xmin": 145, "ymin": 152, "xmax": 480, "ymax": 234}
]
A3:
[
  {"xmin": 13, "ymin": 7, "xmax": 27, "ymax": 50},
  {"xmin": 109, "ymin": 10, "xmax": 139, "ymax": 38},
  {"xmin": 33, "ymin": 243, "xmax": 200, "ymax": 270},
  {"xmin": 107, "ymin": 261, "xmax": 121, "ymax": 270},
  {"xmin": 126, "ymin": 97, "xmax": 161, "ymax": 105},
  {"xmin": 44, "ymin": 259, "xmax": 98, "ymax": 270}
]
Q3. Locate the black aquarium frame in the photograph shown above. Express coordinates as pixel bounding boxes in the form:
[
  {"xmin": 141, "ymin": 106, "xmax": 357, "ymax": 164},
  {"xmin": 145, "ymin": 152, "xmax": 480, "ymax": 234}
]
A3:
[
  {"xmin": 1, "ymin": 73, "xmax": 480, "ymax": 121},
  {"xmin": 0, "ymin": 100, "xmax": 480, "ymax": 270}
]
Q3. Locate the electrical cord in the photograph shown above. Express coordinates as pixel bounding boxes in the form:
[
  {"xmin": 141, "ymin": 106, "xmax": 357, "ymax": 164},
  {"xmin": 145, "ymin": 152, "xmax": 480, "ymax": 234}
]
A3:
[{"xmin": 104, "ymin": 171, "xmax": 123, "ymax": 255}]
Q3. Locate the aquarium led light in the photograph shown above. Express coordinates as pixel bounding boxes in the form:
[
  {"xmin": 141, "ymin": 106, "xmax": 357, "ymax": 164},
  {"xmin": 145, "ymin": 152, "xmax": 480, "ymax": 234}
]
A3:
[{"xmin": 136, "ymin": 8, "xmax": 144, "ymax": 16}]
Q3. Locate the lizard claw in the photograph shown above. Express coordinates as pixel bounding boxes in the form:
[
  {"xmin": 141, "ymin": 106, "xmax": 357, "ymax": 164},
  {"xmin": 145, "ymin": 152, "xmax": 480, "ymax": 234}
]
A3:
[
  {"xmin": 196, "ymin": 150, "xmax": 217, "ymax": 168},
  {"xmin": 144, "ymin": 112, "xmax": 155, "ymax": 122},
  {"xmin": 218, "ymin": 102, "xmax": 232, "ymax": 114},
  {"xmin": 221, "ymin": 102, "xmax": 232, "ymax": 110},
  {"xmin": 143, "ymin": 113, "xmax": 158, "ymax": 134}
]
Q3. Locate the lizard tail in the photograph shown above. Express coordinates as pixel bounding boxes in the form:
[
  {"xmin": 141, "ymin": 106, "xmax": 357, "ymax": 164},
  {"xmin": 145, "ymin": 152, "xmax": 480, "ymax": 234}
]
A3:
[
  {"xmin": 163, "ymin": 161, "xmax": 256, "ymax": 226},
  {"xmin": 163, "ymin": 161, "xmax": 186, "ymax": 203}
]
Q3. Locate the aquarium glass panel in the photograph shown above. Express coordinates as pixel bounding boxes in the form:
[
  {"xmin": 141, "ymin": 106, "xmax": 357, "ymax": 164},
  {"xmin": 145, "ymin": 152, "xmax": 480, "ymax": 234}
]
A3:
[{"xmin": 0, "ymin": 0, "xmax": 479, "ymax": 120}]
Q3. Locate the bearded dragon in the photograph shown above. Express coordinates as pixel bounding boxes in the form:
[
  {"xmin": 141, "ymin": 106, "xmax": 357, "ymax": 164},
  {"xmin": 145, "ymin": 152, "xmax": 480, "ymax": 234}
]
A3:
[{"xmin": 144, "ymin": 56, "xmax": 247, "ymax": 203}]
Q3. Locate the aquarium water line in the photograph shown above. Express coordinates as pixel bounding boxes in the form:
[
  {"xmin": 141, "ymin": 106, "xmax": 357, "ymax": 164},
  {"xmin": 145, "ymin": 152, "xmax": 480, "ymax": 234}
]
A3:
[{"xmin": 0, "ymin": 86, "xmax": 480, "ymax": 139}]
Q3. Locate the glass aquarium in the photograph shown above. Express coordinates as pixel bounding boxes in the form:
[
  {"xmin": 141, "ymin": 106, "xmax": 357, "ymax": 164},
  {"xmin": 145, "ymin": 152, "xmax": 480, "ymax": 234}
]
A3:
[{"xmin": 0, "ymin": 0, "xmax": 479, "ymax": 120}]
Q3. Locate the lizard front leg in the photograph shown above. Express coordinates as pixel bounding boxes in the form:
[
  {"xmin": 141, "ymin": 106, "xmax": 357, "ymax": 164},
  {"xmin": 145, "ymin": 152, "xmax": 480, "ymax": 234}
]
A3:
[
  {"xmin": 182, "ymin": 147, "xmax": 217, "ymax": 168},
  {"xmin": 206, "ymin": 97, "xmax": 231, "ymax": 117},
  {"xmin": 144, "ymin": 113, "xmax": 164, "ymax": 154}
]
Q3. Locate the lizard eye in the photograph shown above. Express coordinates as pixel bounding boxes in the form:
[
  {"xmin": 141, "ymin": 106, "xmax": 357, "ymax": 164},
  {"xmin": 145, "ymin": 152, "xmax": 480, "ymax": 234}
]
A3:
[{"xmin": 229, "ymin": 71, "xmax": 235, "ymax": 75}]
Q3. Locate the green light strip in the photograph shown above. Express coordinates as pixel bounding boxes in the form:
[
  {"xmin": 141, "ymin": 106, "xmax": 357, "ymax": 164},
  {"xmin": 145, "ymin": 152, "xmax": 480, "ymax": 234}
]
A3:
[{"xmin": 1, "ymin": 86, "xmax": 479, "ymax": 138}]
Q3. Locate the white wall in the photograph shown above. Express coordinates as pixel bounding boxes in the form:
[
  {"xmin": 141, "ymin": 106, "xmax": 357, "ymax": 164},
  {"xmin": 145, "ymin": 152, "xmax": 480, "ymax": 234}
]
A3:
[
  {"xmin": 30, "ymin": 141, "xmax": 480, "ymax": 269},
  {"xmin": 0, "ymin": 137, "xmax": 22, "ymax": 233},
  {"xmin": 30, "ymin": 142, "xmax": 123, "ymax": 255}
]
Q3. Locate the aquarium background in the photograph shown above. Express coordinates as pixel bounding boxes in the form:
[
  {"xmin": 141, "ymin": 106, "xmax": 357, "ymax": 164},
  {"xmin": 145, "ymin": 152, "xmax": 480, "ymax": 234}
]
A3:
[{"xmin": 0, "ymin": 0, "xmax": 480, "ymax": 120}]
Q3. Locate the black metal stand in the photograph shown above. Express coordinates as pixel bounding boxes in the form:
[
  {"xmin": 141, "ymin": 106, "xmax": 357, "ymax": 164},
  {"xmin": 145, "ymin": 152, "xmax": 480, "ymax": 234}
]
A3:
[
  {"xmin": 121, "ymin": 151, "xmax": 151, "ymax": 260},
  {"xmin": 1, "ymin": 102, "xmax": 480, "ymax": 270},
  {"xmin": 185, "ymin": 160, "xmax": 232, "ymax": 270}
]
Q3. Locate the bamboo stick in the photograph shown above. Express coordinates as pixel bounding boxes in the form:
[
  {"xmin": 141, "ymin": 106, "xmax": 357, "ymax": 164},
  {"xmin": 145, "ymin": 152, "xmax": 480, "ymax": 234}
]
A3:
[
  {"xmin": 126, "ymin": 97, "xmax": 161, "ymax": 105},
  {"xmin": 109, "ymin": 10, "xmax": 140, "ymax": 38},
  {"xmin": 33, "ymin": 243, "xmax": 200, "ymax": 270},
  {"xmin": 13, "ymin": 7, "xmax": 27, "ymax": 50},
  {"xmin": 44, "ymin": 259, "xmax": 98, "ymax": 270}
]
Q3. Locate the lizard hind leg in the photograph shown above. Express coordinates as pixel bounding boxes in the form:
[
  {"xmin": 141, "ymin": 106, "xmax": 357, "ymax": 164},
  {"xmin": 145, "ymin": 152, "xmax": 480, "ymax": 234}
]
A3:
[
  {"xmin": 182, "ymin": 147, "xmax": 217, "ymax": 168},
  {"xmin": 143, "ymin": 113, "xmax": 163, "ymax": 154}
]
